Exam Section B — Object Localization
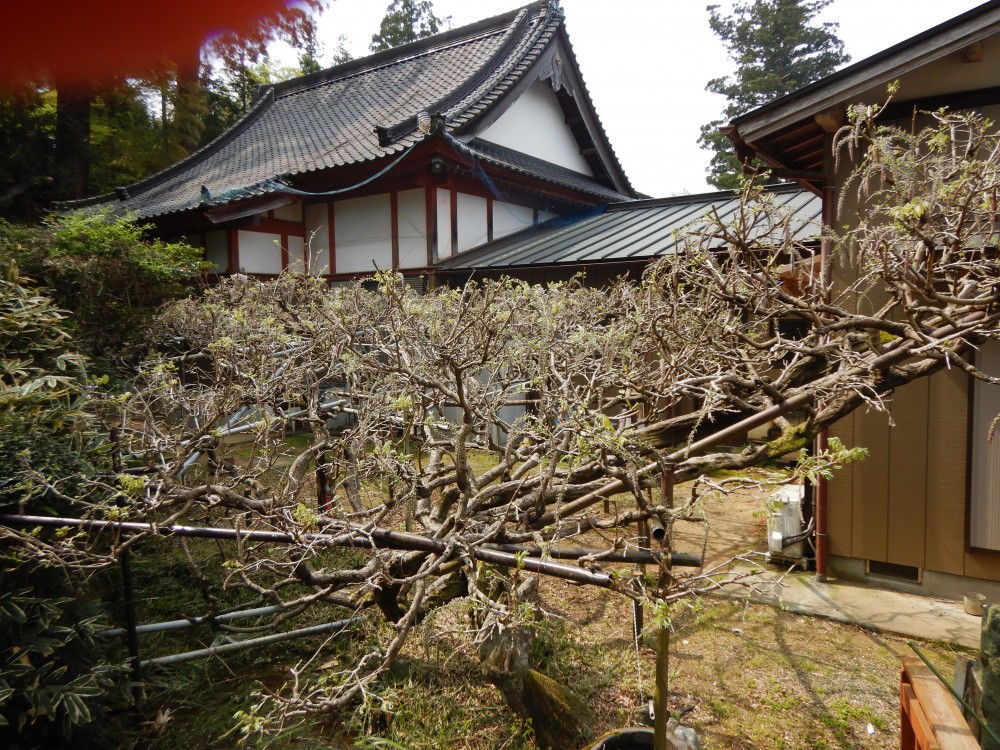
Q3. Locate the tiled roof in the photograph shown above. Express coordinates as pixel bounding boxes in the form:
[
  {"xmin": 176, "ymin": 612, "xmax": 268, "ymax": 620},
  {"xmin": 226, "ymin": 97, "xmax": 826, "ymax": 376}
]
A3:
[
  {"xmin": 437, "ymin": 185, "xmax": 822, "ymax": 270},
  {"xmin": 77, "ymin": 2, "xmax": 630, "ymax": 221},
  {"xmin": 461, "ymin": 139, "xmax": 632, "ymax": 203}
]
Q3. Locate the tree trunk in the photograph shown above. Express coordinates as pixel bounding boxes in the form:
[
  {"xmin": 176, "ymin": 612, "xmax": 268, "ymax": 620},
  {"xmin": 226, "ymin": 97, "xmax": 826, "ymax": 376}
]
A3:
[
  {"xmin": 55, "ymin": 81, "xmax": 94, "ymax": 200},
  {"xmin": 476, "ymin": 576, "xmax": 596, "ymax": 749}
]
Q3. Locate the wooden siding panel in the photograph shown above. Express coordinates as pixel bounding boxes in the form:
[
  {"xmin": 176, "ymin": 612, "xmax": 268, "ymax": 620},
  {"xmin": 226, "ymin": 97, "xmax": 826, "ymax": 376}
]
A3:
[
  {"xmin": 924, "ymin": 367, "xmax": 968, "ymax": 576},
  {"xmin": 852, "ymin": 405, "xmax": 890, "ymax": 561},
  {"xmin": 963, "ymin": 551, "xmax": 1000, "ymax": 582},
  {"xmin": 827, "ymin": 413, "xmax": 855, "ymax": 557},
  {"xmin": 887, "ymin": 379, "xmax": 929, "ymax": 568}
]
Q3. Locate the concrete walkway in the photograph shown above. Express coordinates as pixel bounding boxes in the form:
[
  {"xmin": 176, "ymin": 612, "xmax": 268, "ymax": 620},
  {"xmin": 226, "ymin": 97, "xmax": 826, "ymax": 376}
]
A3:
[{"xmin": 717, "ymin": 567, "xmax": 983, "ymax": 649}]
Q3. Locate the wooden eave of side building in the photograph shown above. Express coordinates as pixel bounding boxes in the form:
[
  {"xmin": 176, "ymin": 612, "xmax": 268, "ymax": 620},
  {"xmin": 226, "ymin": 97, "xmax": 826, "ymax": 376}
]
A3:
[{"xmin": 724, "ymin": 0, "xmax": 1000, "ymax": 190}]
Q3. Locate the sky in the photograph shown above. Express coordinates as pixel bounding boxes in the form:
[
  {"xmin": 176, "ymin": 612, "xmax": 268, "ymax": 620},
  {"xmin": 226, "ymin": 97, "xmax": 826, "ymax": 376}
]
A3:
[{"xmin": 274, "ymin": 0, "xmax": 987, "ymax": 197}]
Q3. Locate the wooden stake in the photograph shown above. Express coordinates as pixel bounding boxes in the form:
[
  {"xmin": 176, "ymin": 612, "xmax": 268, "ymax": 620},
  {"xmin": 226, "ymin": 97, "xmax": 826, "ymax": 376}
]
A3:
[
  {"xmin": 654, "ymin": 462, "xmax": 675, "ymax": 750},
  {"xmin": 654, "ymin": 623, "xmax": 670, "ymax": 750}
]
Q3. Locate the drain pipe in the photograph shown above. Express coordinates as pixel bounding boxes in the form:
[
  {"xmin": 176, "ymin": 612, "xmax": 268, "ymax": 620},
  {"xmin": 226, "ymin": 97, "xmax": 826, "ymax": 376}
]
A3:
[{"xmin": 815, "ymin": 131, "xmax": 837, "ymax": 583}]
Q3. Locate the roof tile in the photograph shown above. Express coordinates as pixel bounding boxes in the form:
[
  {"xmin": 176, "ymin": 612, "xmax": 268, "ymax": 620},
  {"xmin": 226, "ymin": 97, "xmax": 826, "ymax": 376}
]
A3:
[{"xmin": 86, "ymin": 3, "xmax": 606, "ymax": 220}]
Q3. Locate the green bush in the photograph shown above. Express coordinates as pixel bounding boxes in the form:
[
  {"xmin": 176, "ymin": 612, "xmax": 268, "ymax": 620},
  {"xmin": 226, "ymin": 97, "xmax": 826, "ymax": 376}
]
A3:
[
  {"xmin": 0, "ymin": 578, "xmax": 123, "ymax": 749},
  {"xmin": 0, "ymin": 213, "xmax": 207, "ymax": 368},
  {"xmin": 0, "ymin": 260, "xmax": 92, "ymax": 511},
  {"xmin": 0, "ymin": 260, "xmax": 123, "ymax": 747}
]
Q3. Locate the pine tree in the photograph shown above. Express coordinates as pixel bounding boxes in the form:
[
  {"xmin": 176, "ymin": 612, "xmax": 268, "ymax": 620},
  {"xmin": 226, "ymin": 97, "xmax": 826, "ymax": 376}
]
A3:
[
  {"xmin": 700, "ymin": 0, "xmax": 849, "ymax": 189},
  {"xmin": 370, "ymin": 0, "xmax": 448, "ymax": 53}
]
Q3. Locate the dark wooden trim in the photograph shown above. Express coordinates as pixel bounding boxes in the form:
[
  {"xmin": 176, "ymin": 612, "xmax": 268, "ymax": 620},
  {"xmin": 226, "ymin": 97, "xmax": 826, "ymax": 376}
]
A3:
[
  {"xmin": 390, "ymin": 191, "xmax": 400, "ymax": 269},
  {"xmin": 426, "ymin": 186, "xmax": 436, "ymax": 265},
  {"xmin": 450, "ymin": 188, "xmax": 458, "ymax": 256},
  {"xmin": 280, "ymin": 233, "xmax": 289, "ymax": 270},
  {"xmin": 486, "ymin": 196, "xmax": 494, "ymax": 242},
  {"xmin": 327, "ymin": 201, "xmax": 336, "ymax": 275},
  {"xmin": 229, "ymin": 227, "xmax": 239, "ymax": 272}
]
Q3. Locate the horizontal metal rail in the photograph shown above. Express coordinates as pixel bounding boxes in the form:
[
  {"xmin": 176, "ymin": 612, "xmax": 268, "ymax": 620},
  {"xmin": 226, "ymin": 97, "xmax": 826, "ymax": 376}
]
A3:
[
  {"xmin": 98, "ymin": 604, "xmax": 288, "ymax": 639},
  {"xmin": 140, "ymin": 617, "xmax": 361, "ymax": 668},
  {"xmin": 1, "ymin": 514, "xmax": 649, "ymax": 589}
]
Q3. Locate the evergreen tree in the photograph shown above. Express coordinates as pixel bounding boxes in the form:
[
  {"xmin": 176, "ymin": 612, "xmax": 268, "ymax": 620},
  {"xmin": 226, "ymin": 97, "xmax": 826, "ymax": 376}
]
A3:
[
  {"xmin": 0, "ymin": 2, "xmax": 327, "ymax": 221},
  {"xmin": 699, "ymin": 0, "xmax": 849, "ymax": 189},
  {"xmin": 0, "ymin": 84, "xmax": 57, "ymax": 222},
  {"xmin": 370, "ymin": 0, "xmax": 448, "ymax": 53}
]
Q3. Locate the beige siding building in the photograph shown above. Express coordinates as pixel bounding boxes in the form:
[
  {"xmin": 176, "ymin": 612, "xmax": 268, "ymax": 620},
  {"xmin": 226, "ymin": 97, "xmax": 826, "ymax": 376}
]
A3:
[{"xmin": 726, "ymin": 1, "xmax": 1000, "ymax": 598}]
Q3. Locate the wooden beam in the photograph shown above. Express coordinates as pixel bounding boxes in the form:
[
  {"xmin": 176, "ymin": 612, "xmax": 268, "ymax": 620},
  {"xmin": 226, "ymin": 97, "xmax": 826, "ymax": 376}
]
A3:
[
  {"xmin": 814, "ymin": 107, "xmax": 844, "ymax": 133},
  {"xmin": 963, "ymin": 42, "xmax": 983, "ymax": 63}
]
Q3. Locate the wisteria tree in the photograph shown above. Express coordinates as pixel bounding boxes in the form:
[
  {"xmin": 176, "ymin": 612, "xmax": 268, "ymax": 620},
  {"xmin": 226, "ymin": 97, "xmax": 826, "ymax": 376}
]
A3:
[{"xmin": 9, "ymin": 105, "xmax": 1000, "ymax": 741}]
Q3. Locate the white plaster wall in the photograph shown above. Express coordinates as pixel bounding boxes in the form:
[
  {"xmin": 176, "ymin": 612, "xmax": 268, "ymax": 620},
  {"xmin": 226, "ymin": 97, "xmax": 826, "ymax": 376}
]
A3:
[
  {"xmin": 273, "ymin": 202, "xmax": 303, "ymax": 222},
  {"xmin": 205, "ymin": 230, "xmax": 228, "ymax": 272},
  {"xmin": 304, "ymin": 202, "xmax": 331, "ymax": 274},
  {"xmin": 237, "ymin": 231, "xmax": 282, "ymax": 274},
  {"xmin": 335, "ymin": 194, "xmax": 392, "ymax": 273},
  {"xmin": 436, "ymin": 188, "xmax": 452, "ymax": 259},
  {"xmin": 456, "ymin": 193, "xmax": 488, "ymax": 253},
  {"xmin": 493, "ymin": 202, "xmax": 534, "ymax": 239},
  {"xmin": 398, "ymin": 188, "xmax": 427, "ymax": 269},
  {"xmin": 479, "ymin": 80, "xmax": 593, "ymax": 175},
  {"xmin": 286, "ymin": 235, "xmax": 306, "ymax": 274}
]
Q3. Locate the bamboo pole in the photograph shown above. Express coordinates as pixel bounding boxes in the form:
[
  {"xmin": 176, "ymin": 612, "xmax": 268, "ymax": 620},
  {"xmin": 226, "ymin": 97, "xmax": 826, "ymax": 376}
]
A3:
[
  {"xmin": 654, "ymin": 462, "xmax": 675, "ymax": 750},
  {"xmin": 654, "ymin": 625, "xmax": 670, "ymax": 750},
  {"xmin": 0, "ymin": 514, "xmax": 620, "ymax": 590}
]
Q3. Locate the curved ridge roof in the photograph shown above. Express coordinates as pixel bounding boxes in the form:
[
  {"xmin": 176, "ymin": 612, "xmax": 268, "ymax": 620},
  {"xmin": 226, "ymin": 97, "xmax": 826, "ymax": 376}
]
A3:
[{"xmin": 77, "ymin": 2, "xmax": 632, "ymax": 221}]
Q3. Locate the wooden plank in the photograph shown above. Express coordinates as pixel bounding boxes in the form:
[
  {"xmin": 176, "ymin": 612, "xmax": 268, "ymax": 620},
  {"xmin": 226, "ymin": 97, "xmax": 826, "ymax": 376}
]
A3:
[
  {"xmin": 902, "ymin": 683, "xmax": 941, "ymax": 750},
  {"xmin": 901, "ymin": 669, "xmax": 917, "ymax": 750},
  {"xmin": 887, "ymin": 379, "xmax": 929, "ymax": 568},
  {"xmin": 962, "ymin": 551, "xmax": 1000, "ymax": 582},
  {"xmin": 902, "ymin": 656, "xmax": 979, "ymax": 750},
  {"xmin": 924, "ymin": 368, "xmax": 968, "ymax": 575}
]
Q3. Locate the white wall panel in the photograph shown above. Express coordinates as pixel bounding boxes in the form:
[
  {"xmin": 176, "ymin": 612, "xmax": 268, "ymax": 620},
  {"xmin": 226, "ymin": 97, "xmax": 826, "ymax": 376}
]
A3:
[
  {"xmin": 335, "ymin": 194, "xmax": 392, "ymax": 273},
  {"xmin": 493, "ymin": 202, "xmax": 534, "ymax": 239},
  {"xmin": 479, "ymin": 80, "xmax": 593, "ymax": 175},
  {"xmin": 398, "ymin": 188, "xmax": 427, "ymax": 269},
  {"xmin": 237, "ymin": 231, "xmax": 282, "ymax": 274},
  {"xmin": 304, "ymin": 202, "xmax": 331, "ymax": 274},
  {"xmin": 286, "ymin": 236, "xmax": 306, "ymax": 274},
  {"xmin": 456, "ymin": 193, "xmax": 488, "ymax": 253},
  {"xmin": 436, "ymin": 188, "xmax": 452, "ymax": 259}
]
